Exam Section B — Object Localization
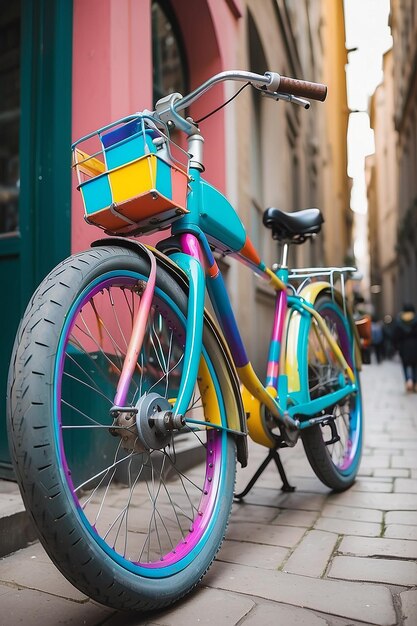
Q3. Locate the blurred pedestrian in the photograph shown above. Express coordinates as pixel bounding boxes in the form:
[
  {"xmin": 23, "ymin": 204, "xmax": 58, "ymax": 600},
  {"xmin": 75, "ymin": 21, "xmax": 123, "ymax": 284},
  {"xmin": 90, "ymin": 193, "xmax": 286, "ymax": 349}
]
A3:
[
  {"xmin": 354, "ymin": 313, "xmax": 372, "ymax": 364},
  {"xmin": 383, "ymin": 315, "xmax": 395, "ymax": 358},
  {"xmin": 392, "ymin": 303, "xmax": 417, "ymax": 392},
  {"xmin": 371, "ymin": 317, "xmax": 384, "ymax": 363}
]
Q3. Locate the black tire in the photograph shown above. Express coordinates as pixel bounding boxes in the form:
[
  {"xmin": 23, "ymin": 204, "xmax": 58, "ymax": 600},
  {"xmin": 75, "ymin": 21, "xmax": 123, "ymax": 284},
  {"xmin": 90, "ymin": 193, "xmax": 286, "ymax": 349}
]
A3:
[
  {"xmin": 7, "ymin": 245, "xmax": 237, "ymax": 611},
  {"xmin": 301, "ymin": 294, "xmax": 363, "ymax": 491}
]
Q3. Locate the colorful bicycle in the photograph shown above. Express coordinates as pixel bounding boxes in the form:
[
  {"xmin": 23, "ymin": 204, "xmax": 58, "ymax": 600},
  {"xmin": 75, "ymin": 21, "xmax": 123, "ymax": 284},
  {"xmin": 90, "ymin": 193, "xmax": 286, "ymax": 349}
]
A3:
[{"xmin": 7, "ymin": 70, "xmax": 362, "ymax": 611}]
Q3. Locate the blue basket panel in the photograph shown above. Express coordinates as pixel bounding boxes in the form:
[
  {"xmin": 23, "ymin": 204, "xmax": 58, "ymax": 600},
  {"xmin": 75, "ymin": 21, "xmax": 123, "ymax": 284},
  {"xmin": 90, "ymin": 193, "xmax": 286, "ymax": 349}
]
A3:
[
  {"xmin": 101, "ymin": 119, "xmax": 141, "ymax": 148},
  {"xmin": 155, "ymin": 159, "xmax": 172, "ymax": 199},
  {"xmin": 81, "ymin": 175, "xmax": 112, "ymax": 215},
  {"xmin": 102, "ymin": 124, "xmax": 158, "ymax": 170}
]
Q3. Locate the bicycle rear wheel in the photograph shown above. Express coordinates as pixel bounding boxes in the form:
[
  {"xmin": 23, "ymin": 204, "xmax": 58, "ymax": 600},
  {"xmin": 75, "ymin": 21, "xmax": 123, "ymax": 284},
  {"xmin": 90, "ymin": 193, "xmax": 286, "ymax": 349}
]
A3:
[
  {"xmin": 8, "ymin": 245, "xmax": 236, "ymax": 611},
  {"xmin": 301, "ymin": 293, "xmax": 362, "ymax": 491}
]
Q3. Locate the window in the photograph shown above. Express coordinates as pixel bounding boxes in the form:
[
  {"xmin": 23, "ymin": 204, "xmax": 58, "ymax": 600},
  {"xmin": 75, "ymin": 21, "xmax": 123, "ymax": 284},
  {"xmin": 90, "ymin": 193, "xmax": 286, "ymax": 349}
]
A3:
[
  {"xmin": 248, "ymin": 11, "xmax": 272, "ymax": 264},
  {"xmin": 0, "ymin": 2, "xmax": 20, "ymax": 236},
  {"xmin": 152, "ymin": 0, "xmax": 188, "ymax": 106}
]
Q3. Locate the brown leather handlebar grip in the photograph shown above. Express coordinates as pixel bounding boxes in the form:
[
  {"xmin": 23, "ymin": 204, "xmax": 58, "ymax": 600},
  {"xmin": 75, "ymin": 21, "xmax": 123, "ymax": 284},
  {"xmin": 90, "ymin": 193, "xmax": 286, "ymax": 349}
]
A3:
[{"xmin": 278, "ymin": 76, "xmax": 327, "ymax": 102}]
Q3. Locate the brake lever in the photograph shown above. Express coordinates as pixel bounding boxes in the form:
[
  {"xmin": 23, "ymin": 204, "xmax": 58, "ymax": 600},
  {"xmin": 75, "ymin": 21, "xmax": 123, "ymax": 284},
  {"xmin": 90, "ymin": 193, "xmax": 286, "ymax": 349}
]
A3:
[
  {"xmin": 259, "ymin": 89, "xmax": 311, "ymax": 109},
  {"xmin": 155, "ymin": 92, "xmax": 200, "ymax": 135}
]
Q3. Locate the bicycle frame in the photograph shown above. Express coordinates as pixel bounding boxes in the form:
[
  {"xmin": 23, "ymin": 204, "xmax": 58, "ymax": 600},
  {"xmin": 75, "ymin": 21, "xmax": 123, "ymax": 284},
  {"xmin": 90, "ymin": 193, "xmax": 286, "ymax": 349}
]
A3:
[
  {"xmin": 72, "ymin": 68, "xmax": 356, "ymax": 445},
  {"xmin": 113, "ymin": 164, "xmax": 358, "ymax": 443}
]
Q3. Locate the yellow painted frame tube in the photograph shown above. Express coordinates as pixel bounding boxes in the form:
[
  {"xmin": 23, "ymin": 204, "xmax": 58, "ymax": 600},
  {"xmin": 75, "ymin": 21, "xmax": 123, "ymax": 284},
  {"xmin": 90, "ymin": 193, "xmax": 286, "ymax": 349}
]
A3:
[{"xmin": 286, "ymin": 282, "xmax": 356, "ymax": 386}]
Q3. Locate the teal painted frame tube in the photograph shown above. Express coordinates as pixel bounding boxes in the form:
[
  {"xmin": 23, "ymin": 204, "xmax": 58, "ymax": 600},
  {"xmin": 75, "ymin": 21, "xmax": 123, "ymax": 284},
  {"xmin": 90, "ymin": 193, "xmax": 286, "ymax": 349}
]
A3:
[
  {"xmin": 285, "ymin": 295, "xmax": 357, "ymax": 419},
  {"xmin": 167, "ymin": 168, "xmax": 357, "ymax": 429},
  {"xmin": 168, "ymin": 251, "xmax": 206, "ymax": 417},
  {"xmin": 289, "ymin": 384, "xmax": 357, "ymax": 421}
]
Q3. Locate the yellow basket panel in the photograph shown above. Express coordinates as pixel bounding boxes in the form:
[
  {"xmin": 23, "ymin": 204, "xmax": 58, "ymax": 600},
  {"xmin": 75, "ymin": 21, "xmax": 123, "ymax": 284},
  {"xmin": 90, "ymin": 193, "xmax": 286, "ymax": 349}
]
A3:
[{"xmin": 109, "ymin": 155, "xmax": 157, "ymax": 204}]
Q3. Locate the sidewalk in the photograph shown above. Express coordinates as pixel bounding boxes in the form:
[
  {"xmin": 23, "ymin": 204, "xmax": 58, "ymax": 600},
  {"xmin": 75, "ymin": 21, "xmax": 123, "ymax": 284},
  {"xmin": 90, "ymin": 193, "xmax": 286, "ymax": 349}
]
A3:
[{"xmin": 0, "ymin": 359, "xmax": 416, "ymax": 625}]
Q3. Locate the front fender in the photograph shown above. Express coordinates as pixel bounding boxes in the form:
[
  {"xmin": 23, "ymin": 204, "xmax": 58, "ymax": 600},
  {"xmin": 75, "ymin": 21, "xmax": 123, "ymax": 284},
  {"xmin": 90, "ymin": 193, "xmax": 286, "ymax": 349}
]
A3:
[{"xmin": 91, "ymin": 237, "xmax": 248, "ymax": 466}]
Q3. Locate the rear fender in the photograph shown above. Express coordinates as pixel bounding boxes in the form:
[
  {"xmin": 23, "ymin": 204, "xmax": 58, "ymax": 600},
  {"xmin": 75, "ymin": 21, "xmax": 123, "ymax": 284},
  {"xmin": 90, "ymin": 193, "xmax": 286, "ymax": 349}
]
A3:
[{"xmin": 285, "ymin": 281, "xmax": 362, "ymax": 399}]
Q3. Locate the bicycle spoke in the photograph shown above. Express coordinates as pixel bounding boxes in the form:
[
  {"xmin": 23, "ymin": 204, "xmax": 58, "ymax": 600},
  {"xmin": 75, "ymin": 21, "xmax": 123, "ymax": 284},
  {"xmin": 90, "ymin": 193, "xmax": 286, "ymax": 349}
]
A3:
[
  {"xmin": 73, "ymin": 318, "xmax": 122, "ymax": 379},
  {"xmin": 108, "ymin": 287, "xmax": 130, "ymax": 352},
  {"xmin": 58, "ymin": 273, "xmax": 223, "ymax": 568},
  {"xmin": 88, "ymin": 298, "xmax": 125, "ymax": 371},
  {"xmin": 65, "ymin": 351, "xmax": 114, "ymax": 400},
  {"xmin": 61, "ymin": 398, "xmax": 106, "ymax": 428},
  {"xmin": 307, "ymin": 301, "xmax": 360, "ymax": 476},
  {"xmin": 89, "ymin": 439, "xmax": 124, "ymax": 517},
  {"xmin": 63, "ymin": 370, "xmax": 114, "ymax": 405},
  {"xmin": 75, "ymin": 451, "xmax": 141, "ymax": 493},
  {"xmin": 68, "ymin": 334, "xmax": 119, "ymax": 382}
]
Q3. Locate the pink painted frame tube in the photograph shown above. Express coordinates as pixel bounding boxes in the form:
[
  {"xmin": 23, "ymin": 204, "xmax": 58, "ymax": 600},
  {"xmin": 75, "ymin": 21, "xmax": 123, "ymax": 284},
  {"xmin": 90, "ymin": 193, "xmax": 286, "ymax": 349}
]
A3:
[
  {"xmin": 113, "ymin": 250, "xmax": 157, "ymax": 407},
  {"xmin": 265, "ymin": 289, "xmax": 287, "ymax": 389}
]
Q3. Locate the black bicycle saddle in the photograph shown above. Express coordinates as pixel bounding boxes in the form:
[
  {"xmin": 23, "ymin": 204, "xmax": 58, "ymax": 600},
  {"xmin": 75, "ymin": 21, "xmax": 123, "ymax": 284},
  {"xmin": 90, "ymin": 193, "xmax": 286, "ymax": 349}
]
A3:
[{"xmin": 263, "ymin": 207, "xmax": 324, "ymax": 243}]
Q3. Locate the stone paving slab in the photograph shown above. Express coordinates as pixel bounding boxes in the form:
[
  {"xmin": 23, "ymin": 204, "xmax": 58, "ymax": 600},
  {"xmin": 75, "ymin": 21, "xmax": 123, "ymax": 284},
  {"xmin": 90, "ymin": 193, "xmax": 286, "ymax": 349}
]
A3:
[
  {"xmin": 329, "ymin": 555, "xmax": 417, "ymax": 586},
  {"xmin": 241, "ymin": 488, "xmax": 327, "ymax": 511},
  {"xmin": 386, "ymin": 511, "xmax": 417, "ymax": 525},
  {"xmin": 339, "ymin": 535, "xmax": 417, "ymax": 559},
  {"xmin": 282, "ymin": 529, "xmax": 338, "ymax": 577},
  {"xmin": 203, "ymin": 561, "xmax": 397, "ymax": 625},
  {"xmin": 385, "ymin": 523, "xmax": 417, "ymax": 540},
  {"xmin": 0, "ymin": 491, "xmax": 26, "ymax": 517},
  {"xmin": 359, "ymin": 455, "xmax": 391, "ymax": 469},
  {"xmin": 0, "ymin": 542, "xmax": 88, "ymax": 602},
  {"xmin": 0, "ymin": 583, "xmax": 112, "ymax": 626},
  {"xmin": 392, "ymin": 455, "xmax": 417, "ymax": 469},
  {"xmin": 394, "ymin": 478, "xmax": 417, "ymax": 493},
  {"xmin": 271, "ymin": 508, "xmax": 319, "ymax": 527},
  {"xmin": 328, "ymin": 490, "xmax": 417, "ymax": 511},
  {"xmin": 374, "ymin": 468, "xmax": 410, "ymax": 478},
  {"xmin": 400, "ymin": 590, "xmax": 417, "ymax": 626},
  {"xmin": 356, "ymin": 467, "xmax": 374, "ymax": 476},
  {"xmin": 225, "ymin": 521, "xmax": 306, "ymax": 548},
  {"xmin": 314, "ymin": 516, "xmax": 382, "ymax": 536},
  {"xmin": 107, "ymin": 587, "xmax": 256, "ymax": 626},
  {"xmin": 0, "ymin": 484, "xmax": 38, "ymax": 557},
  {"xmin": 238, "ymin": 601, "xmax": 329, "ymax": 625},
  {"xmin": 351, "ymin": 479, "xmax": 393, "ymax": 492},
  {"xmin": 320, "ymin": 503, "xmax": 383, "ymax": 523},
  {"xmin": 229, "ymin": 502, "xmax": 277, "ymax": 524},
  {"xmin": 0, "ymin": 360, "xmax": 415, "ymax": 625},
  {"xmin": 217, "ymin": 539, "xmax": 289, "ymax": 569}
]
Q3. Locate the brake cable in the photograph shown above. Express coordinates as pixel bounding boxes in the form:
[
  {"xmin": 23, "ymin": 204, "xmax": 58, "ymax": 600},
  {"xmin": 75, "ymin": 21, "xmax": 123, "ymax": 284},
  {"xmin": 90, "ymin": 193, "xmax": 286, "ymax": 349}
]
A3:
[{"xmin": 194, "ymin": 81, "xmax": 251, "ymax": 124}]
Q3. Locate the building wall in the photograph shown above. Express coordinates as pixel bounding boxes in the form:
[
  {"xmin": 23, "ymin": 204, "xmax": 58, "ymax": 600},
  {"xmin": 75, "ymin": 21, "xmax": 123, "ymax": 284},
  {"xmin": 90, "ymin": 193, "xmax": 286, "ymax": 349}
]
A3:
[
  {"xmin": 367, "ymin": 50, "xmax": 398, "ymax": 319},
  {"xmin": 71, "ymin": 0, "xmax": 350, "ymax": 378},
  {"xmin": 321, "ymin": 0, "xmax": 351, "ymax": 267},
  {"xmin": 390, "ymin": 0, "xmax": 417, "ymax": 311},
  {"xmin": 71, "ymin": 0, "xmax": 240, "ymax": 253},
  {"xmin": 230, "ymin": 0, "xmax": 350, "ymax": 374}
]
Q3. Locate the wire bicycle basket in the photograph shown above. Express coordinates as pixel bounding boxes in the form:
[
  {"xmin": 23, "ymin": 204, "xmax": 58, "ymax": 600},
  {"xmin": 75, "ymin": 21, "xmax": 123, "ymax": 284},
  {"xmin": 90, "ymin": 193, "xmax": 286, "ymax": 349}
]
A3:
[{"xmin": 72, "ymin": 114, "xmax": 190, "ymax": 236}]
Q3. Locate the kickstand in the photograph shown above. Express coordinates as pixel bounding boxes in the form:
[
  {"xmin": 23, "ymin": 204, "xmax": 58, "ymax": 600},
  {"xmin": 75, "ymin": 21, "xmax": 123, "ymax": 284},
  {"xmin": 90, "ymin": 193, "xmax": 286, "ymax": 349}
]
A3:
[{"xmin": 234, "ymin": 448, "xmax": 295, "ymax": 500}]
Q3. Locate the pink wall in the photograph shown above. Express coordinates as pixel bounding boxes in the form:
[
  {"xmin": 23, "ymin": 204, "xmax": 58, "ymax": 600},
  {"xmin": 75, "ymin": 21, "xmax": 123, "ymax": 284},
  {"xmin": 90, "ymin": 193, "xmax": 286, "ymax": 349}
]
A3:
[{"xmin": 71, "ymin": 0, "xmax": 242, "ymax": 253}]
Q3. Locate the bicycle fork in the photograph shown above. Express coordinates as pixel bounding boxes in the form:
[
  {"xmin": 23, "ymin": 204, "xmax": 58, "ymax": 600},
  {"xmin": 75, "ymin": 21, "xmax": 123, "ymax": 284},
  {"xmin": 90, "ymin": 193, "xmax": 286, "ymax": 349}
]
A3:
[
  {"xmin": 110, "ymin": 240, "xmax": 207, "ymax": 430},
  {"xmin": 112, "ymin": 246, "xmax": 157, "ymax": 409}
]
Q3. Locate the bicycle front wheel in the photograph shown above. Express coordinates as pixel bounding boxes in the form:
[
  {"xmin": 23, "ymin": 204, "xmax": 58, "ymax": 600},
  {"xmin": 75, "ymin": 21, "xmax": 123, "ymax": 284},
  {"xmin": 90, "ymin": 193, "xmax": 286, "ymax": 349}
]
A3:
[
  {"xmin": 301, "ymin": 293, "xmax": 363, "ymax": 491},
  {"xmin": 8, "ymin": 245, "xmax": 236, "ymax": 611}
]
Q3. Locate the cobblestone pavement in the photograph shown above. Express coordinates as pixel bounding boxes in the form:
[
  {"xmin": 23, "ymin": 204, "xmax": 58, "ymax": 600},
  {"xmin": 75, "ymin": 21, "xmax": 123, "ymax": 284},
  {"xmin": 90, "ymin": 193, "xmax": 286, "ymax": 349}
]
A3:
[{"xmin": 0, "ymin": 359, "xmax": 416, "ymax": 625}]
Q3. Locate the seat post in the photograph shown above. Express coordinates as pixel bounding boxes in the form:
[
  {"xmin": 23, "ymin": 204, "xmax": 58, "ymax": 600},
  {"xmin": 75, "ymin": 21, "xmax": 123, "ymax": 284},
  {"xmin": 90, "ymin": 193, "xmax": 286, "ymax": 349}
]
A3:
[{"xmin": 280, "ymin": 243, "xmax": 289, "ymax": 268}]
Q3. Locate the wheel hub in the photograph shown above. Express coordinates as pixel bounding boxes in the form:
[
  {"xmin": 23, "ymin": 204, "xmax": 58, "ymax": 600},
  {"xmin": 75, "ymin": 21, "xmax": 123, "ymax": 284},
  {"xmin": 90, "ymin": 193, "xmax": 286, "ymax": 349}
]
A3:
[{"xmin": 110, "ymin": 393, "xmax": 185, "ymax": 452}]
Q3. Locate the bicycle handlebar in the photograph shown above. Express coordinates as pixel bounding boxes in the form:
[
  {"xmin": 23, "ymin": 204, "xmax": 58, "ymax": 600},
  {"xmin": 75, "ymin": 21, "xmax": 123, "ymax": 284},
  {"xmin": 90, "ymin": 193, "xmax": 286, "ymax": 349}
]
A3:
[
  {"xmin": 154, "ymin": 70, "xmax": 327, "ymax": 134},
  {"xmin": 274, "ymin": 74, "xmax": 327, "ymax": 102},
  {"xmin": 172, "ymin": 70, "xmax": 270, "ymax": 114},
  {"xmin": 170, "ymin": 70, "xmax": 327, "ymax": 114}
]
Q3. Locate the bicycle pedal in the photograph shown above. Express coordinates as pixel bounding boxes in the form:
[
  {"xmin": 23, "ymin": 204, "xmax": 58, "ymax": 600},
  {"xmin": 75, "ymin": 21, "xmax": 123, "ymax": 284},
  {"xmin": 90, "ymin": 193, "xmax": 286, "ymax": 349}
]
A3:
[{"xmin": 322, "ymin": 418, "xmax": 340, "ymax": 446}]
